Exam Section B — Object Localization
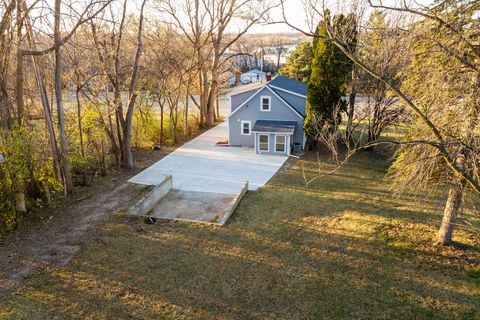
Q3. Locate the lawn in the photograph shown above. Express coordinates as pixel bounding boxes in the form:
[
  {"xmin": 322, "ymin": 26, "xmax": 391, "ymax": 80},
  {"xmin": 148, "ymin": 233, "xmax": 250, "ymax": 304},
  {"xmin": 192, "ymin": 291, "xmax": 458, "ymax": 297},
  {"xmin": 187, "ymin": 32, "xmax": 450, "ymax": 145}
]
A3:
[{"xmin": 1, "ymin": 150, "xmax": 479, "ymax": 319}]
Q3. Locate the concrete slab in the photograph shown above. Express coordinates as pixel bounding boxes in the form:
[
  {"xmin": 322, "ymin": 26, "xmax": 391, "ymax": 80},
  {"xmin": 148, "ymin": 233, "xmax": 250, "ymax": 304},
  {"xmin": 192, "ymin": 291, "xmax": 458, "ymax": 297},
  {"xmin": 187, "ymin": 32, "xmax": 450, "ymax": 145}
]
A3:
[
  {"xmin": 150, "ymin": 190, "xmax": 235, "ymax": 224},
  {"xmin": 127, "ymin": 175, "xmax": 172, "ymax": 216},
  {"xmin": 129, "ymin": 122, "xmax": 288, "ymax": 194}
]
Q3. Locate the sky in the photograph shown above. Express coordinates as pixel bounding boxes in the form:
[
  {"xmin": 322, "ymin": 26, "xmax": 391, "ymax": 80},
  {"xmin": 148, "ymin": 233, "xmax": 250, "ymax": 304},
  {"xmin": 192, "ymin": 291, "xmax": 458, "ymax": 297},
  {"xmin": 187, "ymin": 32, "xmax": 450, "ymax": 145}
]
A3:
[
  {"xmin": 136, "ymin": 0, "xmax": 435, "ymax": 36},
  {"xmin": 245, "ymin": 0, "xmax": 434, "ymax": 34},
  {"xmin": 247, "ymin": 0, "xmax": 311, "ymax": 34}
]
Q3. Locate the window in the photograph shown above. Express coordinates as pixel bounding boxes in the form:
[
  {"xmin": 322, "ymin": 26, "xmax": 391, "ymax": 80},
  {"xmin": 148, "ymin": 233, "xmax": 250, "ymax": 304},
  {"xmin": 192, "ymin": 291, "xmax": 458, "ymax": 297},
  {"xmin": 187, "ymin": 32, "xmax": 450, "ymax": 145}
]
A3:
[
  {"xmin": 260, "ymin": 96, "xmax": 271, "ymax": 111},
  {"xmin": 275, "ymin": 135, "xmax": 286, "ymax": 153},
  {"xmin": 241, "ymin": 121, "xmax": 251, "ymax": 135},
  {"xmin": 258, "ymin": 134, "xmax": 269, "ymax": 152}
]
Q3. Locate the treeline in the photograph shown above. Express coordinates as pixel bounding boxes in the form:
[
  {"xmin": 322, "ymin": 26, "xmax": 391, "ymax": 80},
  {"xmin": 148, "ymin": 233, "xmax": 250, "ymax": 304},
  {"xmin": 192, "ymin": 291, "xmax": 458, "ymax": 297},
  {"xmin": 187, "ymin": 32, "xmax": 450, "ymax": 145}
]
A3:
[
  {"xmin": 280, "ymin": 2, "xmax": 479, "ymax": 246},
  {"xmin": 0, "ymin": 0, "xmax": 276, "ymax": 234}
]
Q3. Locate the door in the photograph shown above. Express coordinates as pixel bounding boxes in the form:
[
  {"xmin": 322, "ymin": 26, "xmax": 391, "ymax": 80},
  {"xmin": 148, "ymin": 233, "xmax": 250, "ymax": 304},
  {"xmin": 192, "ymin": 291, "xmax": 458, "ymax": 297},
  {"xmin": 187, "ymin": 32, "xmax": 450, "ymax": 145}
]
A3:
[
  {"xmin": 275, "ymin": 135, "xmax": 286, "ymax": 153},
  {"xmin": 258, "ymin": 134, "xmax": 269, "ymax": 153}
]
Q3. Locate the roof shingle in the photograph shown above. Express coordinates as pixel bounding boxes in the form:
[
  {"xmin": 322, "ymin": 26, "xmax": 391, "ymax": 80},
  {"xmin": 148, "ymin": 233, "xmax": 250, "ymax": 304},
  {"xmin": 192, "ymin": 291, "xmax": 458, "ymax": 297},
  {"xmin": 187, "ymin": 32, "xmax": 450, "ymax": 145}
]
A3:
[
  {"xmin": 252, "ymin": 120, "xmax": 297, "ymax": 134},
  {"xmin": 267, "ymin": 76, "xmax": 307, "ymax": 96}
]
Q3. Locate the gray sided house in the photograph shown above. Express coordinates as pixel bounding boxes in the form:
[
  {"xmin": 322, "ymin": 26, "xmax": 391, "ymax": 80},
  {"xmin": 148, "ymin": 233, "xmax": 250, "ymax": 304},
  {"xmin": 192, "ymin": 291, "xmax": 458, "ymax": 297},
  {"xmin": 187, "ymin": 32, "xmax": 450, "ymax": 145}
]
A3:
[{"xmin": 227, "ymin": 76, "xmax": 307, "ymax": 155}]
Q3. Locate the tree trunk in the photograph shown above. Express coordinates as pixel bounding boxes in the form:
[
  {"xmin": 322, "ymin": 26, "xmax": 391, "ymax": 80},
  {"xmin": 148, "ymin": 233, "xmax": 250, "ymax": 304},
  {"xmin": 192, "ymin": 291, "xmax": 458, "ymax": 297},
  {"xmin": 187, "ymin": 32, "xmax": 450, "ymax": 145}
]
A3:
[
  {"xmin": 346, "ymin": 67, "xmax": 356, "ymax": 142},
  {"xmin": 346, "ymin": 90, "xmax": 356, "ymax": 142},
  {"xmin": 170, "ymin": 110, "xmax": 175, "ymax": 144},
  {"xmin": 198, "ymin": 72, "xmax": 204, "ymax": 127},
  {"xmin": 184, "ymin": 83, "xmax": 190, "ymax": 138},
  {"xmin": 206, "ymin": 58, "xmax": 218, "ymax": 126},
  {"xmin": 123, "ymin": 95, "xmax": 136, "ymax": 169},
  {"xmin": 15, "ymin": 50, "xmax": 24, "ymax": 124},
  {"xmin": 100, "ymin": 137, "xmax": 107, "ymax": 176},
  {"xmin": 43, "ymin": 183, "xmax": 52, "ymax": 205},
  {"xmin": 54, "ymin": 0, "xmax": 74, "ymax": 194},
  {"xmin": 437, "ymin": 181, "xmax": 464, "ymax": 245},
  {"xmin": 0, "ymin": 79, "xmax": 12, "ymax": 130},
  {"xmin": 76, "ymin": 83, "xmax": 87, "ymax": 185},
  {"xmin": 202, "ymin": 67, "xmax": 209, "ymax": 126},
  {"xmin": 366, "ymin": 103, "xmax": 381, "ymax": 149},
  {"xmin": 34, "ymin": 61, "xmax": 62, "ymax": 179},
  {"xmin": 193, "ymin": 0, "xmax": 206, "ymax": 128},
  {"xmin": 105, "ymin": 90, "xmax": 121, "ymax": 165},
  {"xmin": 121, "ymin": 0, "xmax": 146, "ymax": 170},
  {"xmin": 174, "ymin": 100, "xmax": 178, "ymax": 143},
  {"xmin": 24, "ymin": 7, "xmax": 62, "ymax": 180},
  {"xmin": 215, "ymin": 90, "xmax": 220, "ymax": 121},
  {"xmin": 15, "ymin": 192, "xmax": 26, "ymax": 213},
  {"xmin": 15, "ymin": 0, "xmax": 24, "ymax": 125},
  {"xmin": 160, "ymin": 102, "xmax": 164, "ymax": 145},
  {"xmin": 115, "ymin": 106, "xmax": 125, "ymax": 165},
  {"xmin": 206, "ymin": 88, "xmax": 216, "ymax": 126},
  {"xmin": 436, "ymin": 71, "xmax": 478, "ymax": 246}
]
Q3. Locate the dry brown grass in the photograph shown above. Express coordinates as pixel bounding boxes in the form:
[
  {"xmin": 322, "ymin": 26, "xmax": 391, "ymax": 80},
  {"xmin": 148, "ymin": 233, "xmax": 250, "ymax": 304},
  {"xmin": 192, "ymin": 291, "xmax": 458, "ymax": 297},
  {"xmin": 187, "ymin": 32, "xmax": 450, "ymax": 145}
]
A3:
[{"xmin": 1, "ymin": 150, "xmax": 479, "ymax": 319}]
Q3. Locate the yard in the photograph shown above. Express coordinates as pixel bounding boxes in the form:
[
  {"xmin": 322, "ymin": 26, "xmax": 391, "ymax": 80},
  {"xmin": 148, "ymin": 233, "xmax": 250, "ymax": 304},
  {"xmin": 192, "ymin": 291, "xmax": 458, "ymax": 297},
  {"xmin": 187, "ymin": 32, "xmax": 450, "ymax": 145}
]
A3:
[{"xmin": 1, "ymin": 150, "xmax": 479, "ymax": 319}]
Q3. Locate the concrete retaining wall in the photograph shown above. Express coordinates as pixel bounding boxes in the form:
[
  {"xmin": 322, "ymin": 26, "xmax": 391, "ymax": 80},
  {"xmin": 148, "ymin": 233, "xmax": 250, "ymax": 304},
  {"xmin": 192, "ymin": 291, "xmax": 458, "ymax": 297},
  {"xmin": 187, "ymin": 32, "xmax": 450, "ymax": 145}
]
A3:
[
  {"xmin": 219, "ymin": 181, "xmax": 249, "ymax": 225},
  {"xmin": 127, "ymin": 174, "xmax": 172, "ymax": 216}
]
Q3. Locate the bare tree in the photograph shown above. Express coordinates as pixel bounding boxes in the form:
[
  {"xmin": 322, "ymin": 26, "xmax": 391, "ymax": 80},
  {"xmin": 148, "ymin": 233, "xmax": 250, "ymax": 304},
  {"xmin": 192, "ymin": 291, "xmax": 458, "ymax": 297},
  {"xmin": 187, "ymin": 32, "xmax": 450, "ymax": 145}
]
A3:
[
  {"xmin": 279, "ymin": 0, "xmax": 479, "ymax": 245},
  {"xmin": 159, "ymin": 0, "xmax": 277, "ymax": 127},
  {"xmin": 53, "ymin": 0, "xmax": 74, "ymax": 192},
  {"xmin": 123, "ymin": 0, "xmax": 148, "ymax": 169},
  {"xmin": 143, "ymin": 24, "xmax": 197, "ymax": 145},
  {"xmin": 0, "ymin": 0, "xmax": 16, "ymax": 130},
  {"xmin": 12, "ymin": 0, "xmax": 111, "ymax": 193},
  {"xmin": 90, "ymin": 0, "xmax": 147, "ymax": 169}
]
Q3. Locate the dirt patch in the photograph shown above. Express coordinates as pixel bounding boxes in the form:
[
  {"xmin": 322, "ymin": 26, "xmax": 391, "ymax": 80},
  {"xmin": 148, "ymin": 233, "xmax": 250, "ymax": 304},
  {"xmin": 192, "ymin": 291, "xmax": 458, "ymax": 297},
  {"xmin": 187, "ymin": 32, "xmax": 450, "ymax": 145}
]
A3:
[{"xmin": 0, "ymin": 148, "xmax": 172, "ymax": 297}]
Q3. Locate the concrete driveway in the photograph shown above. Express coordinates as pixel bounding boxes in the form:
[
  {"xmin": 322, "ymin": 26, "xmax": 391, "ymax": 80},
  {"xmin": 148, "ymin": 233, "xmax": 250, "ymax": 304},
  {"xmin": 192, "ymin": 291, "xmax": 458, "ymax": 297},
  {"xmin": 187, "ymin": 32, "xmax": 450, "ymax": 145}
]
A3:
[{"xmin": 129, "ymin": 122, "xmax": 288, "ymax": 195}]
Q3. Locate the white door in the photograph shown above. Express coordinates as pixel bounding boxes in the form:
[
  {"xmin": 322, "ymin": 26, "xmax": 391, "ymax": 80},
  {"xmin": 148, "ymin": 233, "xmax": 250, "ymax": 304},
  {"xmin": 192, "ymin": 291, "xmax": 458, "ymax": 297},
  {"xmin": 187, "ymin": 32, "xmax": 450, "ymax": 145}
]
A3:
[
  {"xmin": 258, "ymin": 134, "xmax": 269, "ymax": 152},
  {"xmin": 275, "ymin": 135, "xmax": 286, "ymax": 153}
]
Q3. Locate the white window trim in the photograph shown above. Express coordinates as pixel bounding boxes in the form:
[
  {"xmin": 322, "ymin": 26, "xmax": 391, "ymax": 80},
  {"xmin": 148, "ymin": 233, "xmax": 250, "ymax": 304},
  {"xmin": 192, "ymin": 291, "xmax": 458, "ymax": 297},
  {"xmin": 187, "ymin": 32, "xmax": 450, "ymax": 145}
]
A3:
[
  {"xmin": 258, "ymin": 134, "xmax": 269, "ymax": 152},
  {"xmin": 275, "ymin": 134, "xmax": 287, "ymax": 153},
  {"xmin": 287, "ymin": 135, "xmax": 291, "ymax": 155},
  {"xmin": 260, "ymin": 96, "xmax": 271, "ymax": 112},
  {"xmin": 241, "ymin": 120, "xmax": 251, "ymax": 136}
]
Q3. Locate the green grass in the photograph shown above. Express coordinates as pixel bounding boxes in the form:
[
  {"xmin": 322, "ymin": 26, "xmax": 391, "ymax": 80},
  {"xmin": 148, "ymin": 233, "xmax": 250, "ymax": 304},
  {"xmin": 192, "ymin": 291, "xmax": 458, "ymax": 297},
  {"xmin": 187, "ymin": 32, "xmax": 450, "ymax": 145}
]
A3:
[{"xmin": 1, "ymin": 151, "xmax": 479, "ymax": 319}]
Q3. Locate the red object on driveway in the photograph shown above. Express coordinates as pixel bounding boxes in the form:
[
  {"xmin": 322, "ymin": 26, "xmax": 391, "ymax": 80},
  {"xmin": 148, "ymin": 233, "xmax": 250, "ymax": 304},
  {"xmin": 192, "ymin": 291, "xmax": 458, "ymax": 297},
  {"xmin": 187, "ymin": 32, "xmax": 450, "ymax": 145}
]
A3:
[{"xmin": 216, "ymin": 140, "xmax": 229, "ymax": 146}]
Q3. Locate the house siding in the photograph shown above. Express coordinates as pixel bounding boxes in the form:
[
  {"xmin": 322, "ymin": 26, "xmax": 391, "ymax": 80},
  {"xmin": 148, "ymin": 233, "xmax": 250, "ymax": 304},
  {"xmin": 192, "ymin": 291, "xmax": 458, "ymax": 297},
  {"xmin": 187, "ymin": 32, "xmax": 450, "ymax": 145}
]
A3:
[
  {"xmin": 273, "ymin": 89, "xmax": 307, "ymax": 116},
  {"xmin": 230, "ymin": 89, "xmax": 259, "ymax": 113},
  {"xmin": 228, "ymin": 86, "xmax": 305, "ymax": 149}
]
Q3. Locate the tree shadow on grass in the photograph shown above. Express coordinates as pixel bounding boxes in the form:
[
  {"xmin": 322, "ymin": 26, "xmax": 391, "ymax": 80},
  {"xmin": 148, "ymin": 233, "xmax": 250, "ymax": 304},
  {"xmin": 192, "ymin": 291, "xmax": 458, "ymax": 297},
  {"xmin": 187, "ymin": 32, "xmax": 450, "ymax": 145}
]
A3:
[
  {"xmin": 234, "ymin": 187, "xmax": 448, "ymax": 232},
  {"xmin": 2, "ymin": 152, "xmax": 479, "ymax": 319},
  {"xmin": 5, "ymin": 219, "xmax": 479, "ymax": 320},
  {"xmin": 2, "ymin": 214, "xmax": 479, "ymax": 320}
]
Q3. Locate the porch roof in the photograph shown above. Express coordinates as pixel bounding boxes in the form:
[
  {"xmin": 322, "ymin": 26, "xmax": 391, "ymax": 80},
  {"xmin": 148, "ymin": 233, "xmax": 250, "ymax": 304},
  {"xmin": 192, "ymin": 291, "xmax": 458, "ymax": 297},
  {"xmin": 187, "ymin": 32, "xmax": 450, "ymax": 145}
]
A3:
[{"xmin": 252, "ymin": 120, "xmax": 296, "ymax": 135}]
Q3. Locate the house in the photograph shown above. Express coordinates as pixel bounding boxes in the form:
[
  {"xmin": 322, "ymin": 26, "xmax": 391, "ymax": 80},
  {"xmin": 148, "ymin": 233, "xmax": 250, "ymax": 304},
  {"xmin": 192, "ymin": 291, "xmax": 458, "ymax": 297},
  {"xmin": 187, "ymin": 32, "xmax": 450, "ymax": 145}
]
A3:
[
  {"xmin": 220, "ymin": 71, "xmax": 238, "ymax": 88},
  {"xmin": 227, "ymin": 76, "xmax": 307, "ymax": 155},
  {"xmin": 240, "ymin": 69, "xmax": 266, "ymax": 84}
]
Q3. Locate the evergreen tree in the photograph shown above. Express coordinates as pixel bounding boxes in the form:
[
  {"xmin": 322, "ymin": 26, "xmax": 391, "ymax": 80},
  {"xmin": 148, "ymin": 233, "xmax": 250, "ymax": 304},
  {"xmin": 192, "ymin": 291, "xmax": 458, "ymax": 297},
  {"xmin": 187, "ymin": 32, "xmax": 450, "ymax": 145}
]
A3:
[
  {"xmin": 278, "ymin": 41, "xmax": 312, "ymax": 82},
  {"xmin": 304, "ymin": 14, "xmax": 356, "ymax": 138}
]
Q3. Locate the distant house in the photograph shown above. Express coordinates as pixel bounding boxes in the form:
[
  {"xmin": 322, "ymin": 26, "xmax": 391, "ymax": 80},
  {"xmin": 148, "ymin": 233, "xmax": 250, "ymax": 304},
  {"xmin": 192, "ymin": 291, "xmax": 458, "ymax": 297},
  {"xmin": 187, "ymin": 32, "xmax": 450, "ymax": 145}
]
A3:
[
  {"xmin": 220, "ymin": 72, "xmax": 238, "ymax": 88},
  {"xmin": 227, "ymin": 76, "xmax": 307, "ymax": 155},
  {"xmin": 240, "ymin": 69, "xmax": 266, "ymax": 84}
]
